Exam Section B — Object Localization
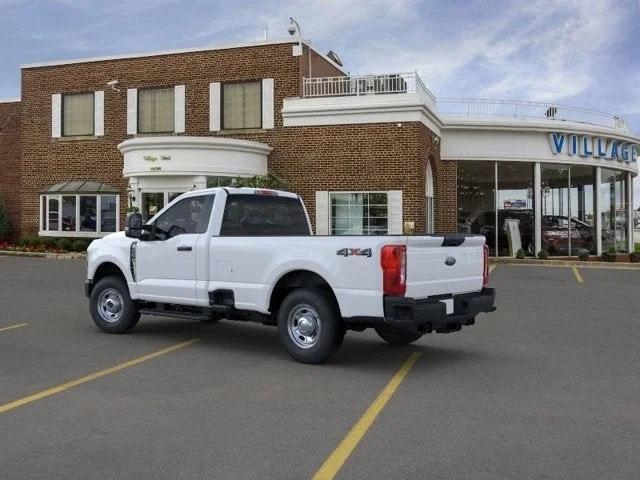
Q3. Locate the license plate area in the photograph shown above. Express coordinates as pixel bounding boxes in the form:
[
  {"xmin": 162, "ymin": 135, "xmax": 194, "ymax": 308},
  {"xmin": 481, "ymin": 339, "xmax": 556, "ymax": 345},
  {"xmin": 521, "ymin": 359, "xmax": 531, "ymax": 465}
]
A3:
[{"xmin": 440, "ymin": 298, "xmax": 454, "ymax": 315}]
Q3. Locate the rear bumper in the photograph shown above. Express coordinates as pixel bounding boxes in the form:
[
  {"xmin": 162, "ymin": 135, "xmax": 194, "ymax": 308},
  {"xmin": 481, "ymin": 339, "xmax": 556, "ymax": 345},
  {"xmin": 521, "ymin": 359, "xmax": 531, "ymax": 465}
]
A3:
[{"xmin": 383, "ymin": 288, "xmax": 496, "ymax": 334}]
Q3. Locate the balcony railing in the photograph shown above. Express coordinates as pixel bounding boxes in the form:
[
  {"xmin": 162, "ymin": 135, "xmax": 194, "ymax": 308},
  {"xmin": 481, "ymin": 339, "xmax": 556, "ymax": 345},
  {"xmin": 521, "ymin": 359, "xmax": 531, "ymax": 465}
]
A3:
[
  {"xmin": 301, "ymin": 74, "xmax": 629, "ymax": 132},
  {"xmin": 302, "ymin": 72, "xmax": 436, "ymax": 104},
  {"xmin": 436, "ymin": 98, "xmax": 629, "ymax": 132}
]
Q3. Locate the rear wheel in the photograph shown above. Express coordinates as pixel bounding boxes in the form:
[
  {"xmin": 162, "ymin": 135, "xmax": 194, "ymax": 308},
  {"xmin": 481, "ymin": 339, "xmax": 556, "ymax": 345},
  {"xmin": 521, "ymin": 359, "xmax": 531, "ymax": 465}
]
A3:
[
  {"xmin": 277, "ymin": 288, "xmax": 345, "ymax": 364},
  {"xmin": 374, "ymin": 326, "xmax": 423, "ymax": 345},
  {"xmin": 90, "ymin": 276, "xmax": 140, "ymax": 334}
]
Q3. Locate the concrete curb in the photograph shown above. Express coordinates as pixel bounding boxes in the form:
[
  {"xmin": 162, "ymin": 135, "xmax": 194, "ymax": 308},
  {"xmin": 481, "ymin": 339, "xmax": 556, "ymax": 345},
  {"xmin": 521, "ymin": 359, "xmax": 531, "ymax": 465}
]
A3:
[
  {"xmin": 490, "ymin": 257, "xmax": 640, "ymax": 269},
  {"xmin": 0, "ymin": 250, "xmax": 86, "ymax": 260}
]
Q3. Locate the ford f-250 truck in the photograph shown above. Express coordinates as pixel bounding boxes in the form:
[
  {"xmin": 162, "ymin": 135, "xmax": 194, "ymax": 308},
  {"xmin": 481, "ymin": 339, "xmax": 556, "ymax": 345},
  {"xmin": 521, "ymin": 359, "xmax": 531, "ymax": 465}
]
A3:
[{"xmin": 85, "ymin": 188, "xmax": 495, "ymax": 363}]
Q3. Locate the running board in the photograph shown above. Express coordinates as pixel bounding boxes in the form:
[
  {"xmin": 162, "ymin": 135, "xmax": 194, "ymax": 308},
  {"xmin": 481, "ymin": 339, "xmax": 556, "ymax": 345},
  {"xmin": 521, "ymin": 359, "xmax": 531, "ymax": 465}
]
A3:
[{"xmin": 138, "ymin": 308, "xmax": 211, "ymax": 322}]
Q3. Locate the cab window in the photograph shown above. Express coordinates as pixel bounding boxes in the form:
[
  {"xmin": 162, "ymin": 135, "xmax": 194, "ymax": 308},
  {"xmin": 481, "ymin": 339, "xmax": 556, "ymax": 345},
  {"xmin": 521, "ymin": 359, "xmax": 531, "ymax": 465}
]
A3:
[{"xmin": 153, "ymin": 195, "xmax": 214, "ymax": 239}]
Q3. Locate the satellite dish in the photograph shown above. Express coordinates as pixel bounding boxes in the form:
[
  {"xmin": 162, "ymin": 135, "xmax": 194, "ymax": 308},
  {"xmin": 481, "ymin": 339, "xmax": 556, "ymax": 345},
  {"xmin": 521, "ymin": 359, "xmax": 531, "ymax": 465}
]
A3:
[{"xmin": 326, "ymin": 50, "xmax": 343, "ymax": 67}]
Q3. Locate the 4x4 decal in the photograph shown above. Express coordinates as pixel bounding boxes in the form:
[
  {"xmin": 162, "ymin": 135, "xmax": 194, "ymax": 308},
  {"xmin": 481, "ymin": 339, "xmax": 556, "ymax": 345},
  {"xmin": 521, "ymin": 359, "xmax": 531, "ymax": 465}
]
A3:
[{"xmin": 336, "ymin": 248, "xmax": 372, "ymax": 258}]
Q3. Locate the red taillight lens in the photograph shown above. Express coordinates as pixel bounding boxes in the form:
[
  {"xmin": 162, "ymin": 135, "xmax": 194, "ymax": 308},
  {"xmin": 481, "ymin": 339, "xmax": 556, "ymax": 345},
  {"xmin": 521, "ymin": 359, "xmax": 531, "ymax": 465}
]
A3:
[
  {"xmin": 483, "ymin": 244, "xmax": 489, "ymax": 288},
  {"xmin": 381, "ymin": 245, "xmax": 406, "ymax": 297}
]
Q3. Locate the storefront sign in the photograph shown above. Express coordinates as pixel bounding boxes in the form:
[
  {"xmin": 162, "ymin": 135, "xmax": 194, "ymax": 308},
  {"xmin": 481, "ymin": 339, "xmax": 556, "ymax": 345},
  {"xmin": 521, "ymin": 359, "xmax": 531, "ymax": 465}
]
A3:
[{"xmin": 548, "ymin": 132, "xmax": 638, "ymax": 163}]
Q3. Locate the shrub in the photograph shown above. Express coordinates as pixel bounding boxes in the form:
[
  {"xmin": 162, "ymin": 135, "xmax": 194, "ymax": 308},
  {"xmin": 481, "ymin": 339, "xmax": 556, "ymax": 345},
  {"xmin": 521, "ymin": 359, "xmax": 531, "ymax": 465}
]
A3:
[
  {"xmin": 71, "ymin": 239, "xmax": 89, "ymax": 252},
  {"xmin": 0, "ymin": 194, "xmax": 9, "ymax": 240},
  {"xmin": 577, "ymin": 249, "xmax": 590, "ymax": 261},
  {"xmin": 41, "ymin": 237, "xmax": 58, "ymax": 249},
  {"xmin": 537, "ymin": 250, "xmax": 549, "ymax": 260},
  {"xmin": 629, "ymin": 252, "xmax": 640, "ymax": 263},
  {"xmin": 57, "ymin": 238, "xmax": 73, "ymax": 251},
  {"xmin": 515, "ymin": 248, "xmax": 525, "ymax": 259},
  {"xmin": 231, "ymin": 173, "xmax": 289, "ymax": 190}
]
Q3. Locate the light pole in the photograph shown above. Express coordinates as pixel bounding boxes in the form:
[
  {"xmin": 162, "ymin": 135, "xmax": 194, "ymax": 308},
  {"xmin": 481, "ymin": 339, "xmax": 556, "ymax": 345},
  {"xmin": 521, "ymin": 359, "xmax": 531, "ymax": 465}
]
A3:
[{"xmin": 288, "ymin": 17, "xmax": 312, "ymax": 79}]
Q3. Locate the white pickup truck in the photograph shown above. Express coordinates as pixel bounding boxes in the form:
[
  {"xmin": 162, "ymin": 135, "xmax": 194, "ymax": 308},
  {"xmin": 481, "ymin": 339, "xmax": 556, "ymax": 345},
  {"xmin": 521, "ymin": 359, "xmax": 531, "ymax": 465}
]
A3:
[{"xmin": 85, "ymin": 188, "xmax": 495, "ymax": 363}]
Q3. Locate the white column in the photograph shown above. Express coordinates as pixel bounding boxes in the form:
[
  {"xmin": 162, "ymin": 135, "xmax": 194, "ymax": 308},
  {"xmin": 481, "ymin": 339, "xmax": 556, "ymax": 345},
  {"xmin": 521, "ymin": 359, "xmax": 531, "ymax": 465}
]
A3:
[
  {"xmin": 534, "ymin": 162, "xmax": 541, "ymax": 255},
  {"xmin": 628, "ymin": 171, "xmax": 634, "ymax": 253},
  {"xmin": 209, "ymin": 83, "xmax": 221, "ymax": 131},
  {"xmin": 595, "ymin": 167, "xmax": 602, "ymax": 256},
  {"xmin": 315, "ymin": 191, "xmax": 329, "ymax": 235},
  {"xmin": 388, "ymin": 191, "xmax": 403, "ymax": 234}
]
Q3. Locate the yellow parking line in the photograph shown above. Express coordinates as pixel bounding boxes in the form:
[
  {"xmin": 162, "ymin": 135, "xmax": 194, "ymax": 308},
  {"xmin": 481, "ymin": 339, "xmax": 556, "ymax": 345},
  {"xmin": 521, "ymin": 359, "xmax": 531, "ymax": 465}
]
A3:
[
  {"xmin": 572, "ymin": 266, "xmax": 584, "ymax": 284},
  {"xmin": 312, "ymin": 352, "xmax": 421, "ymax": 480},
  {"xmin": 0, "ymin": 323, "xmax": 28, "ymax": 333},
  {"xmin": 0, "ymin": 338, "xmax": 199, "ymax": 414}
]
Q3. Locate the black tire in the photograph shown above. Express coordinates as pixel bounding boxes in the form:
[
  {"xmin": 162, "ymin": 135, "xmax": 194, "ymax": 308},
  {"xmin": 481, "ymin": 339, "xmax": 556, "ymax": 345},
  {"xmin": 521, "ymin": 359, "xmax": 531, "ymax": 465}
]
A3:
[
  {"xmin": 374, "ymin": 326, "xmax": 423, "ymax": 346},
  {"xmin": 200, "ymin": 313, "xmax": 223, "ymax": 323},
  {"xmin": 277, "ymin": 288, "xmax": 345, "ymax": 364},
  {"xmin": 89, "ymin": 276, "xmax": 140, "ymax": 334}
]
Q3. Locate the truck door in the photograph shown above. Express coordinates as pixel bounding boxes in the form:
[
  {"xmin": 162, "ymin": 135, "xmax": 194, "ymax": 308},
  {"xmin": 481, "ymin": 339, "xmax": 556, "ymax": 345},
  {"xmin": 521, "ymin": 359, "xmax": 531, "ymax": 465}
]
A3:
[{"xmin": 135, "ymin": 194, "xmax": 214, "ymax": 304}]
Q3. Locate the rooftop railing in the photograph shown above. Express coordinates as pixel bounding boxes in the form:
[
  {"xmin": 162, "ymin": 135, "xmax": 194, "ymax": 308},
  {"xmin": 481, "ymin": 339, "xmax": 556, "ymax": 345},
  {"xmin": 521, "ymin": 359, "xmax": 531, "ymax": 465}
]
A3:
[
  {"xmin": 302, "ymin": 72, "xmax": 436, "ymax": 105},
  {"xmin": 301, "ymin": 73, "xmax": 629, "ymax": 133},
  {"xmin": 436, "ymin": 98, "xmax": 629, "ymax": 132}
]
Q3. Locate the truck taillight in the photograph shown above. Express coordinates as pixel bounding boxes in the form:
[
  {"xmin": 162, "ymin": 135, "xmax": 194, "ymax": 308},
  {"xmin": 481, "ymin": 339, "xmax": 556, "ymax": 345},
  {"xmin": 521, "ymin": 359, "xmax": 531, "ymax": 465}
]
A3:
[
  {"xmin": 483, "ymin": 244, "xmax": 490, "ymax": 288},
  {"xmin": 381, "ymin": 245, "xmax": 406, "ymax": 297}
]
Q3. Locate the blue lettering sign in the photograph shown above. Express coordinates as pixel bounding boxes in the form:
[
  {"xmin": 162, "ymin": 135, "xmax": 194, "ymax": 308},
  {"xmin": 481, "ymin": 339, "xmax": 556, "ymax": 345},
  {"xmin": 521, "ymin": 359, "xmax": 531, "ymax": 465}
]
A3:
[
  {"xmin": 620, "ymin": 143, "xmax": 629, "ymax": 162},
  {"xmin": 610, "ymin": 141, "xmax": 619, "ymax": 160},
  {"xmin": 596, "ymin": 138, "xmax": 607, "ymax": 157},
  {"xmin": 549, "ymin": 133, "xmax": 565, "ymax": 154},
  {"xmin": 568, "ymin": 135, "xmax": 578, "ymax": 155},
  {"xmin": 579, "ymin": 136, "xmax": 593, "ymax": 157}
]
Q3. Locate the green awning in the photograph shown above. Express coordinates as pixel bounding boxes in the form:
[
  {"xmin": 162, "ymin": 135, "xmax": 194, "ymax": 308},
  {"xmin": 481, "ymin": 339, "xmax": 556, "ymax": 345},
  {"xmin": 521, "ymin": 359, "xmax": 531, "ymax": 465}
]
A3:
[{"xmin": 41, "ymin": 180, "xmax": 119, "ymax": 194}]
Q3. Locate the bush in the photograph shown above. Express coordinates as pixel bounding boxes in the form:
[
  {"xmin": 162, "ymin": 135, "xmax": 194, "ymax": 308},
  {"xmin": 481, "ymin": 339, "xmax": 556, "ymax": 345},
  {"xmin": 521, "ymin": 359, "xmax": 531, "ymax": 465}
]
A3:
[
  {"xmin": 41, "ymin": 237, "xmax": 58, "ymax": 249},
  {"xmin": 231, "ymin": 173, "xmax": 289, "ymax": 190},
  {"xmin": 0, "ymin": 194, "xmax": 9, "ymax": 240},
  {"xmin": 71, "ymin": 239, "xmax": 89, "ymax": 252},
  {"xmin": 515, "ymin": 248, "xmax": 525, "ymax": 259},
  {"xmin": 537, "ymin": 250, "xmax": 549, "ymax": 260},
  {"xmin": 577, "ymin": 249, "xmax": 590, "ymax": 261},
  {"xmin": 629, "ymin": 252, "xmax": 640, "ymax": 263},
  {"xmin": 20, "ymin": 236, "xmax": 41, "ymax": 248},
  {"xmin": 57, "ymin": 238, "xmax": 73, "ymax": 251}
]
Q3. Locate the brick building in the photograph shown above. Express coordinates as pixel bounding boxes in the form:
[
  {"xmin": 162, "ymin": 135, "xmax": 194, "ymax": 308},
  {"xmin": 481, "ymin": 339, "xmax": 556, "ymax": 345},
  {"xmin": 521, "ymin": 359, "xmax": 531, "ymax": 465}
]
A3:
[{"xmin": 1, "ymin": 38, "xmax": 638, "ymax": 256}]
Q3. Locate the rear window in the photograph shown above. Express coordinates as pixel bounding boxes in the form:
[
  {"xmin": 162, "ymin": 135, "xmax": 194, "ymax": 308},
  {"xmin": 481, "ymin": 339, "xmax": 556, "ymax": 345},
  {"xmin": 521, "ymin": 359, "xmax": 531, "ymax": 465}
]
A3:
[{"xmin": 220, "ymin": 194, "xmax": 310, "ymax": 236}]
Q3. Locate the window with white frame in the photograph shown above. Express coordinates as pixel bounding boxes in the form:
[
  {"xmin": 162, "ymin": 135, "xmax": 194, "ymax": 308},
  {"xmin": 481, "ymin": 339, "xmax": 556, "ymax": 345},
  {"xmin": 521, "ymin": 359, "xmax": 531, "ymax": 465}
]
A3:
[
  {"xmin": 222, "ymin": 81, "xmax": 262, "ymax": 130},
  {"xmin": 39, "ymin": 181, "xmax": 120, "ymax": 237},
  {"xmin": 330, "ymin": 192, "xmax": 389, "ymax": 235},
  {"xmin": 138, "ymin": 87, "xmax": 175, "ymax": 133},
  {"xmin": 62, "ymin": 92, "xmax": 94, "ymax": 136}
]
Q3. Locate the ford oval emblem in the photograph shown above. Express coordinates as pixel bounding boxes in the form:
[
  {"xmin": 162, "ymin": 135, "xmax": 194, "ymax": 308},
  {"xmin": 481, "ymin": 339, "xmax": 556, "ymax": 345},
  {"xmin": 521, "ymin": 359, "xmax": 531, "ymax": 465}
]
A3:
[{"xmin": 445, "ymin": 256, "xmax": 456, "ymax": 266}]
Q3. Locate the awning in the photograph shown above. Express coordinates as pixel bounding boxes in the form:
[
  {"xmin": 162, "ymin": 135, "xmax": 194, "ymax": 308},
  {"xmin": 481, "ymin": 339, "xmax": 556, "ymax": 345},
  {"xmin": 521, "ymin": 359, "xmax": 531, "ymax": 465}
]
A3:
[{"xmin": 40, "ymin": 180, "xmax": 120, "ymax": 194}]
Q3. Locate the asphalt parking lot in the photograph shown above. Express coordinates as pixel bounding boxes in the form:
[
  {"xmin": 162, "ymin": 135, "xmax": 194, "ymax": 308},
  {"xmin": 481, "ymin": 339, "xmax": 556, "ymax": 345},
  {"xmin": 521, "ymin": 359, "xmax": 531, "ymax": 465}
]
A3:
[{"xmin": 1, "ymin": 257, "xmax": 639, "ymax": 479}]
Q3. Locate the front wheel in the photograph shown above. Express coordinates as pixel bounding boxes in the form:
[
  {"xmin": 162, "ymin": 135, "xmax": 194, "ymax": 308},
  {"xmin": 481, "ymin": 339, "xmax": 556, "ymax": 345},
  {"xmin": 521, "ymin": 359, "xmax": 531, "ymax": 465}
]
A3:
[
  {"xmin": 374, "ymin": 326, "xmax": 423, "ymax": 345},
  {"xmin": 277, "ymin": 288, "xmax": 345, "ymax": 364},
  {"xmin": 89, "ymin": 276, "xmax": 140, "ymax": 334}
]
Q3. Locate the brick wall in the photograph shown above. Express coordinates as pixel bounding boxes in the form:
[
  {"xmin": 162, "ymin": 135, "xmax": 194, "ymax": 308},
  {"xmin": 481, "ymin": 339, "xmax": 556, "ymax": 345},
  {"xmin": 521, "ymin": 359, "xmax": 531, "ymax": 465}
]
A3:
[
  {"xmin": 418, "ymin": 123, "xmax": 457, "ymax": 233},
  {"xmin": 16, "ymin": 41, "xmax": 453, "ymax": 238},
  {"xmin": 0, "ymin": 101, "xmax": 21, "ymax": 239},
  {"xmin": 19, "ymin": 43, "xmax": 303, "ymax": 237}
]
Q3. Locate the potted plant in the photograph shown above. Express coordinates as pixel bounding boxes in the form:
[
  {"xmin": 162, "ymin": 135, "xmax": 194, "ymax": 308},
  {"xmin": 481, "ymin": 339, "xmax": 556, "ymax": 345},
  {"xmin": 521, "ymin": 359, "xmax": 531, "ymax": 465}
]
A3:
[
  {"xmin": 602, "ymin": 246, "xmax": 617, "ymax": 262},
  {"xmin": 515, "ymin": 248, "xmax": 525, "ymax": 259},
  {"xmin": 537, "ymin": 250, "xmax": 549, "ymax": 260},
  {"xmin": 576, "ymin": 249, "xmax": 590, "ymax": 262}
]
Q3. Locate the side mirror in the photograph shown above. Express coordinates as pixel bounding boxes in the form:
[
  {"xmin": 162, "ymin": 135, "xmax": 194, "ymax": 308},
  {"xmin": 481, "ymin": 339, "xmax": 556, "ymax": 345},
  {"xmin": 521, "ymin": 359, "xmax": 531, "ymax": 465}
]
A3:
[{"xmin": 125, "ymin": 213, "xmax": 143, "ymax": 239}]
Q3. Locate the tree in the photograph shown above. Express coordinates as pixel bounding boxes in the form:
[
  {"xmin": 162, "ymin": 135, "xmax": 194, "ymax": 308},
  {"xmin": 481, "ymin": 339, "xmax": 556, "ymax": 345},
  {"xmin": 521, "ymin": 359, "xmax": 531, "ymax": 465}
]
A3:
[
  {"xmin": 0, "ymin": 193, "xmax": 10, "ymax": 240},
  {"xmin": 231, "ymin": 173, "xmax": 289, "ymax": 190}
]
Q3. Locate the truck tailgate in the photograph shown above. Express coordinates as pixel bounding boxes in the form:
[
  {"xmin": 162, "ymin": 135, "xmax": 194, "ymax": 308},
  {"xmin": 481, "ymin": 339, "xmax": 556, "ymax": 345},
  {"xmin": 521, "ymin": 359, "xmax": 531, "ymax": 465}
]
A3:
[{"xmin": 405, "ymin": 235, "xmax": 485, "ymax": 298}]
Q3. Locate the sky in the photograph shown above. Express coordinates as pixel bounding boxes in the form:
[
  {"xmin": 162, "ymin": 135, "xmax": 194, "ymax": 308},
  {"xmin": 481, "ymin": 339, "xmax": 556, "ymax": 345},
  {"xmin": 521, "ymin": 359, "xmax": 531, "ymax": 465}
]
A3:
[{"xmin": 1, "ymin": 0, "xmax": 639, "ymax": 203}]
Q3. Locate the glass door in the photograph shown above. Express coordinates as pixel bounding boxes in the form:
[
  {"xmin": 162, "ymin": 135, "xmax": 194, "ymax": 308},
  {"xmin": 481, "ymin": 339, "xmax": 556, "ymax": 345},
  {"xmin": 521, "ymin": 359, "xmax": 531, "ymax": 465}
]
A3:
[{"xmin": 141, "ymin": 192, "xmax": 165, "ymax": 222}]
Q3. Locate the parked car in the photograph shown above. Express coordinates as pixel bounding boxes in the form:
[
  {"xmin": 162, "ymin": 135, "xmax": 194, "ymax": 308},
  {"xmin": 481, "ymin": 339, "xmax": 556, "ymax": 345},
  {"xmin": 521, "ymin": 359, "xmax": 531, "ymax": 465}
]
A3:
[{"xmin": 85, "ymin": 188, "xmax": 495, "ymax": 364}]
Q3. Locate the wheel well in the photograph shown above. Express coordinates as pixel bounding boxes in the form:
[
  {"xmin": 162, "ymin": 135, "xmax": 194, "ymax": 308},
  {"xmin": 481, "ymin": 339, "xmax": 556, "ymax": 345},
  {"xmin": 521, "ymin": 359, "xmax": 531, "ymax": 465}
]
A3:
[
  {"xmin": 269, "ymin": 270, "xmax": 340, "ymax": 316},
  {"xmin": 93, "ymin": 262, "xmax": 127, "ymax": 284}
]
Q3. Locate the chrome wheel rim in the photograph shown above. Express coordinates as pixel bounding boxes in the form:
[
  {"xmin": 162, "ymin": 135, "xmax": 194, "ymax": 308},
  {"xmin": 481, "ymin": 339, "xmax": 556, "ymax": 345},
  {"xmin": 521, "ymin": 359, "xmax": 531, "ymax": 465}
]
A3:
[
  {"xmin": 97, "ymin": 288, "xmax": 124, "ymax": 323},
  {"xmin": 287, "ymin": 304, "xmax": 321, "ymax": 349}
]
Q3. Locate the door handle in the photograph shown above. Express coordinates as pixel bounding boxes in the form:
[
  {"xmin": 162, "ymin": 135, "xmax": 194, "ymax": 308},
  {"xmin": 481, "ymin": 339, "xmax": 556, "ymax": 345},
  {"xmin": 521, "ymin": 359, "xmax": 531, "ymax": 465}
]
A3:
[{"xmin": 177, "ymin": 246, "xmax": 192, "ymax": 252}]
